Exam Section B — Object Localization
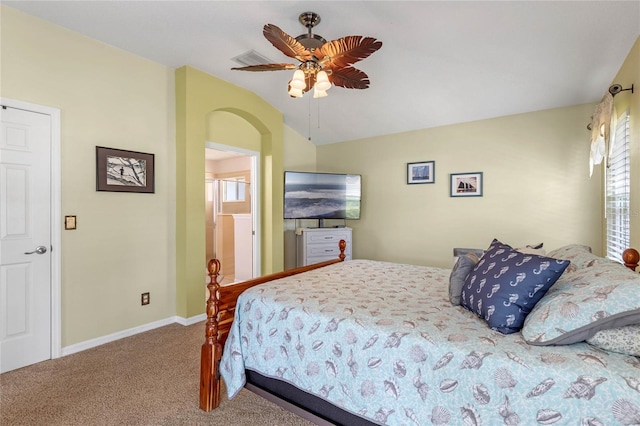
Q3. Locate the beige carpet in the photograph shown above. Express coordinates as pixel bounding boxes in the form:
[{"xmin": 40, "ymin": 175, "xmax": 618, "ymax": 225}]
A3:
[{"xmin": 0, "ymin": 322, "xmax": 314, "ymax": 426}]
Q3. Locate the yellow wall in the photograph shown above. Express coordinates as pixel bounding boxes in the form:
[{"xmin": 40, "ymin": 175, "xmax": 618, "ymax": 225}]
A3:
[
  {"xmin": 317, "ymin": 104, "xmax": 603, "ymax": 268},
  {"xmin": 1, "ymin": 5, "xmax": 636, "ymax": 348},
  {"xmin": 611, "ymin": 36, "xmax": 640, "ymax": 251},
  {"xmin": 282, "ymin": 125, "xmax": 318, "ymax": 269},
  {"xmin": 208, "ymin": 110, "xmax": 262, "ymax": 152},
  {"xmin": 0, "ymin": 5, "xmax": 292, "ymax": 344},
  {"xmin": 0, "ymin": 7, "xmax": 176, "ymax": 346},
  {"xmin": 175, "ymin": 66, "xmax": 284, "ymax": 318},
  {"xmin": 283, "ymin": 124, "xmax": 317, "ymax": 171}
]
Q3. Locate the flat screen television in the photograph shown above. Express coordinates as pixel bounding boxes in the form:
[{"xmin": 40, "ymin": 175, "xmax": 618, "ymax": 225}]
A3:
[{"xmin": 284, "ymin": 171, "xmax": 361, "ymax": 220}]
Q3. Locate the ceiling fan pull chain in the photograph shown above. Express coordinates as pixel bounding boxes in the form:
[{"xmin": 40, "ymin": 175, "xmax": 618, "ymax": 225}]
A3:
[
  {"xmin": 308, "ymin": 94, "xmax": 312, "ymax": 141},
  {"xmin": 317, "ymin": 96, "xmax": 321, "ymax": 130}
]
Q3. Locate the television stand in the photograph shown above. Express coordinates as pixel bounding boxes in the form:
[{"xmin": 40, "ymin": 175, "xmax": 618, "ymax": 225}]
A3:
[{"xmin": 316, "ymin": 218, "xmax": 347, "ymax": 228}]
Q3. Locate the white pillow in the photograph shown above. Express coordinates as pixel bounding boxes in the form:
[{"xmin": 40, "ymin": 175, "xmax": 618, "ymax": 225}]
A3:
[{"xmin": 587, "ymin": 324, "xmax": 640, "ymax": 357}]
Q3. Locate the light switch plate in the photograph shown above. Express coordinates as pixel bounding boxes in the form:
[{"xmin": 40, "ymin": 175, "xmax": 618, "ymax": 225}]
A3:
[{"xmin": 65, "ymin": 215, "xmax": 76, "ymax": 230}]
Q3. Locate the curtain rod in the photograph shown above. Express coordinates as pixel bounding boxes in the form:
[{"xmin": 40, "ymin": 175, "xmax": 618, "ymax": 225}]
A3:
[{"xmin": 608, "ymin": 83, "xmax": 634, "ymax": 96}]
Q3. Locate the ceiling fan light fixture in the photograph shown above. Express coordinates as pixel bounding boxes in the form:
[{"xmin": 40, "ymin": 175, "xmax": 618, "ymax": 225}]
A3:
[
  {"xmin": 290, "ymin": 69, "xmax": 306, "ymax": 90},
  {"xmin": 313, "ymin": 88, "xmax": 328, "ymax": 98},
  {"xmin": 314, "ymin": 70, "xmax": 331, "ymax": 91},
  {"xmin": 288, "ymin": 85, "xmax": 304, "ymax": 98}
]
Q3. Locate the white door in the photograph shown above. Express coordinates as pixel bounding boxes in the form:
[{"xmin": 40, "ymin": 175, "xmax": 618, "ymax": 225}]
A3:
[{"xmin": 0, "ymin": 106, "xmax": 52, "ymax": 373}]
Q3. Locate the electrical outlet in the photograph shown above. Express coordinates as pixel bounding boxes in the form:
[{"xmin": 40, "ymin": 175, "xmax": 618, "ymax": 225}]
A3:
[{"xmin": 141, "ymin": 292, "xmax": 150, "ymax": 305}]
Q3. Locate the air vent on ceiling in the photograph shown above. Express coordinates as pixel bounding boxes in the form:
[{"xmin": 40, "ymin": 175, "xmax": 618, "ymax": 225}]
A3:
[{"xmin": 232, "ymin": 50, "xmax": 274, "ymax": 67}]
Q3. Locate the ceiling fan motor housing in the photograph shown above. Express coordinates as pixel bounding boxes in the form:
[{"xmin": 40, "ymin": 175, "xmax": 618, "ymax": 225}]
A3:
[
  {"xmin": 299, "ymin": 12, "xmax": 321, "ymax": 29},
  {"xmin": 296, "ymin": 12, "xmax": 326, "ymax": 50},
  {"xmin": 300, "ymin": 61, "xmax": 319, "ymax": 71}
]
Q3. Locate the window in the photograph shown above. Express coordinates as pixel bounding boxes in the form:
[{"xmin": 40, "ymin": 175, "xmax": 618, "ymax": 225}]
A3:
[
  {"xmin": 223, "ymin": 177, "xmax": 246, "ymax": 202},
  {"xmin": 605, "ymin": 109, "xmax": 630, "ymax": 261}
]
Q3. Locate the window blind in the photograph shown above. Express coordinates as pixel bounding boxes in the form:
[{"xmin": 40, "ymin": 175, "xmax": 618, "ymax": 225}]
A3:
[{"xmin": 605, "ymin": 109, "xmax": 630, "ymax": 262}]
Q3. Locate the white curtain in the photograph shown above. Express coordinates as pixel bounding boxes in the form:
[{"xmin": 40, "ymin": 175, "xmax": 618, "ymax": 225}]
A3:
[{"xmin": 588, "ymin": 91, "xmax": 617, "ymax": 177}]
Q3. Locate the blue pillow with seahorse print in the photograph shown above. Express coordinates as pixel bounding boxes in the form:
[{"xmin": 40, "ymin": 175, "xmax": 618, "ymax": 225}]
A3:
[{"xmin": 461, "ymin": 239, "xmax": 570, "ymax": 334}]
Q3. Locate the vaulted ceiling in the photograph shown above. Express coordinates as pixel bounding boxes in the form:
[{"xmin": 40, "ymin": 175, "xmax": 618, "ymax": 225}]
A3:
[{"xmin": 5, "ymin": 1, "xmax": 640, "ymax": 145}]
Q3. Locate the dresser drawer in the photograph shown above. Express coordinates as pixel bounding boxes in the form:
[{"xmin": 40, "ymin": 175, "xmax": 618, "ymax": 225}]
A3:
[
  {"xmin": 306, "ymin": 230, "xmax": 351, "ymax": 245},
  {"xmin": 306, "ymin": 243, "xmax": 350, "ymax": 257}
]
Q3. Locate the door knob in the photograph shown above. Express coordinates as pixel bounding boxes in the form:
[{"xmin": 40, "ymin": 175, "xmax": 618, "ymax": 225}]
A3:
[{"xmin": 24, "ymin": 246, "xmax": 47, "ymax": 255}]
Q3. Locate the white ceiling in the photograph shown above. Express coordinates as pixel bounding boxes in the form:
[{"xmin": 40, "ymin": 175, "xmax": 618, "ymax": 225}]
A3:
[{"xmin": 5, "ymin": 1, "xmax": 640, "ymax": 145}]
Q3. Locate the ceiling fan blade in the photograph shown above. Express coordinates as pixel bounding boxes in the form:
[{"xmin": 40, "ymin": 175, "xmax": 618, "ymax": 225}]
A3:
[
  {"xmin": 231, "ymin": 63, "xmax": 297, "ymax": 71},
  {"xmin": 330, "ymin": 67, "xmax": 371, "ymax": 90},
  {"xmin": 316, "ymin": 36, "xmax": 382, "ymax": 69},
  {"xmin": 263, "ymin": 24, "xmax": 313, "ymax": 61}
]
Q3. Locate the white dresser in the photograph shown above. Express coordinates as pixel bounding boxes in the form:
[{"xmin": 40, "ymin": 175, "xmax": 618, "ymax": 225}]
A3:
[{"xmin": 296, "ymin": 227, "xmax": 352, "ymax": 267}]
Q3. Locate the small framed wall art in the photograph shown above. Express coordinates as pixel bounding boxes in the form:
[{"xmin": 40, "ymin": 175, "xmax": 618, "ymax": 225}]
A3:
[
  {"xmin": 407, "ymin": 161, "xmax": 435, "ymax": 184},
  {"xmin": 450, "ymin": 172, "xmax": 483, "ymax": 197},
  {"xmin": 96, "ymin": 146, "xmax": 155, "ymax": 193}
]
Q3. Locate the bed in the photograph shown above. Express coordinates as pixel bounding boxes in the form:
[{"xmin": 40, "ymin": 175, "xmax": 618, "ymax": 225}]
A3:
[{"xmin": 200, "ymin": 239, "xmax": 640, "ymax": 425}]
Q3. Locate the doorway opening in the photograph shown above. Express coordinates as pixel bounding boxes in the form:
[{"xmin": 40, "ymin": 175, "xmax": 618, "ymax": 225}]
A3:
[{"xmin": 205, "ymin": 143, "xmax": 260, "ymax": 284}]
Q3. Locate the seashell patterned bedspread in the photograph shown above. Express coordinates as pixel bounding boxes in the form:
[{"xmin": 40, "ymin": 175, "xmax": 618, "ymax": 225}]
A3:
[{"xmin": 220, "ymin": 260, "xmax": 640, "ymax": 425}]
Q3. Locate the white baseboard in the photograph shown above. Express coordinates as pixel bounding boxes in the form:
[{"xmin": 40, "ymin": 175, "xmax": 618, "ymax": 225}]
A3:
[
  {"xmin": 175, "ymin": 313, "xmax": 207, "ymax": 326},
  {"xmin": 60, "ymin": 314, "xmax": 206, "ymax": 357}
]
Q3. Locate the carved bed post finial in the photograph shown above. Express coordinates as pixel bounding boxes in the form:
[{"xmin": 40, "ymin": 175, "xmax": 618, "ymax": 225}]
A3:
[
  {"xmin": 622, "ymin": 248, "xmax": 639, "ymax": 271},
  {"xmin": 200, "ymin": 258, "xmax": 222, "ymax": 411},
  {"xmin": 338, "ymin": 239, "xmax": 347, "ymax": 261}
]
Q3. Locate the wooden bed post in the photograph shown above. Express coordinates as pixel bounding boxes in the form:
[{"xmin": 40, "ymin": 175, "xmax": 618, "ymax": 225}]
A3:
[
  {"xmin": 200, "ymin": 258, "xmax": 222, "ymax": 411},
  {"xmin": 623, "ymin": 248, "xmax": 640, "ymax": 271},
  {"xmin": 338, "ymin": 239, "xmax": 346, "ymax": 261}
]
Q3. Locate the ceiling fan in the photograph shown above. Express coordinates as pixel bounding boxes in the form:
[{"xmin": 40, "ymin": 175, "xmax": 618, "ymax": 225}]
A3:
[{"xmin": 231, "ymin": 12, "xmax": 383, "ymax": 98}]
